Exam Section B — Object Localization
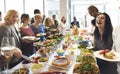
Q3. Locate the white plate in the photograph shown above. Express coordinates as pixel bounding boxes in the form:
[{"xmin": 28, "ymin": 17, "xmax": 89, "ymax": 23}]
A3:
[
  {"xmin": 94, "ymin": 50, "xmax": 120, "ymax": 62},
  {"xmin": 36, "ymin": 33, "xmax": 46, "ymax": 36},
  {"xmin": 22, "ymin": 36, "xmax": 36, "ymax": 41},
  {"xmin": 45, "ymin": 27, "xmax": 50, "ymax": 29},
  {"xmin": 50, "ymin": 29, "xmax": 57, "ymax": 31}
]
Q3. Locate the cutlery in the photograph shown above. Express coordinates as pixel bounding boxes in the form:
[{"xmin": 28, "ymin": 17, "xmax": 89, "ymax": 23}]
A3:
[{"xmin": 22, "ymin": 55, "xmax": 34, "ymax": 63}]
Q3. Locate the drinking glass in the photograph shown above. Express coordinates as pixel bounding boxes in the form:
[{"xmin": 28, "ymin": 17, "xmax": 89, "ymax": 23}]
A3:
[
  {"xmin": 33, "ymin": 42, "xmax": 40, "ymax": 57},
  {"xmin": 0, "ymin": 37, "xmax": 16, "ymax": 74}
]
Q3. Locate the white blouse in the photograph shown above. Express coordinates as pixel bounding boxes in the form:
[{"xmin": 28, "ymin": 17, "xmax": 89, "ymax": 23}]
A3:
[{"xmin": 59, "ymin": 22, "xmax": 66, "ymax": 35}]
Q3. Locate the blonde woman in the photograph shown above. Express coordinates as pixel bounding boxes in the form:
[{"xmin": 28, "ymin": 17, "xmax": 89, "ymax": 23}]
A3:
[
  {"xmin": 0, "ymin": 10, "xmax": 22, "ymax": 69},
  {"xmin": 30, "ymin": 14, "xmax": 46, "ymax": 41},
  {"xmin": 44, "ymin": 17, "xmax": 57, "ymax": 36}
]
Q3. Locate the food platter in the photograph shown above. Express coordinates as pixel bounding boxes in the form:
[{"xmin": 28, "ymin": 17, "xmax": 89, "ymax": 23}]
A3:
[
  {"xmin": 94, "ymin": 50, "xmax": 120, "ymax": 62},
  {"xmin": 73, "ymin": 63, "xmax": 100, "ymax": 74},
  {"xmin": 49, "ymin": 57, "xmax": 72, "ymax": 68}
]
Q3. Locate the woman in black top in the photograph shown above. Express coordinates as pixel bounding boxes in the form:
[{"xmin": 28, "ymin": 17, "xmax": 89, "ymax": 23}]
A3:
[{"xmin": 94, "ymin": 13, "xmax": 118, "ymax": 74}]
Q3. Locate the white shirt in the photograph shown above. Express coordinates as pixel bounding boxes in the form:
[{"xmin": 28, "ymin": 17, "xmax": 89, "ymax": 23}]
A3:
[{"xmin": 113, "ymin": 25, "xmax": 120, "ymax": 74}]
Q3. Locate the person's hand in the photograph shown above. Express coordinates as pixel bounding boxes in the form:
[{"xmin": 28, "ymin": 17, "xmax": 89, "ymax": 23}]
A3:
[
  {"xmin": 46, "ymin": 31, "xmax": 51, "ymax": 36},
  {"xmin": 56, "ymin": 28, "xmax": 59, "ymax": 32},
  {"xmin": 14, "ymin": 48, "xmax": 22, "ymax": 58}
]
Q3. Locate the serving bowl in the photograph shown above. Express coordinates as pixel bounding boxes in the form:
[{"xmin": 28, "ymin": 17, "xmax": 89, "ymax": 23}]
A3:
[{"xmin": 56, "ymin": 49, "xmax": 65, "ymax": 56}]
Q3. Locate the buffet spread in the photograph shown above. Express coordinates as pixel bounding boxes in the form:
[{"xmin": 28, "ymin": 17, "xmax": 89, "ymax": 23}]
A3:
[{"xmin": 5, "ymin": 28, "xmax": 120, "ymax": 74}]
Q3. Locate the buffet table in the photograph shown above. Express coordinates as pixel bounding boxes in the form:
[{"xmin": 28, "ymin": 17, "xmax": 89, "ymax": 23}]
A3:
[
  {"xmin": 9, "ymin": 42, "xmax": 81, "ymax": 74},
  {"xmin": 4, "ymin": 29, "xmax": 100, "ymax": 74},
  {"xmin": 2, "ymin": 28, "xmax": 119, "ymax": 74}
]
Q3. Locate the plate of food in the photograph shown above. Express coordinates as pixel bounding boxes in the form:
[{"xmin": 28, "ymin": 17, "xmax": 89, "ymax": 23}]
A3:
[
  {"xmin": 50, "ymin": 56, "xmax": 72, "ymax": 68},
  {"xmin": 40, "ymin": 71, "xmax": 66, "ymax": 74},
  {"xmin": 30, "ymin": 63, "xmax": 44, "ymax": 73},
  {"xmin": 73, "ymin": 63, "xmax": 100, "ymax": 74},
  {"xmin": 94, "ymin": 50, "xmax": 120, "ymax": 62},
  {"xmin": 76, "ymin": 55, "xmax": 96, "ymax": 63},
  {"xmin": 45, "ymin": 27, "xmax": 50, "ymax": 29},
  {"xmin": 22, "ymin": 36, "xmax": 39, "ymax": 41},
  {"xmin": 12, "ymin": 68, "xmax": 29, "ymax": 74},
  {"xmin": 36, "ymin": 33, "xmax": 46, "ymax": 36},
  {"xmin": 38, "ymin": 57, "xmax": 49, "ymax": 63},
  {"xmin": 50, "ymin": 29, "xmax": 57, "ymax": 31}
]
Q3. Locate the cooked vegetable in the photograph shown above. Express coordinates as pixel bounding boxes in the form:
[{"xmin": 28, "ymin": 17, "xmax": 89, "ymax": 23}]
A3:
[
  {"xmin": 78, "ymin": 44, "xmax": 87, "ymax": 49},
  {"xmin": 103, "ymin": 51, "xmax": 115, "ymax": 59},
  {"xmin": 80, "ymin": 48, "xmax": 94, "ymax": 55},
  {"xmin": 12, "ymin": 68, "xmax": 29, "ymax": 74},
  {"xmin": 74, "ymin": 63, "xmax": 100, "ymax": 74},
  {"xmin": 39, "ymin": 57, "xmax": 48, "ymax": 62},
  {"xmin": 76, "ymin": 55, "xmax": 96, "ymax": 63}
]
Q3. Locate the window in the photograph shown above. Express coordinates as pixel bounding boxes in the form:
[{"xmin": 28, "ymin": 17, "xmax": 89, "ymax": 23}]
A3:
[
  {"xmin": 25, "ymin": 0, "xmax": 43, "ymax": 18},
  {"xmin": 45, "ymin": 0, "xmax": 60, "ymax": 19},
  {"xmin": 0, "ymin": 0, "xmax": 5, "ymax": 20},
  {"xmin": 70, "ymin": 0, "xmax": 105, "ymax": 30},
  {"xmin": 6, "ymin": 0, "xmax": 23, "ymax": 15}
]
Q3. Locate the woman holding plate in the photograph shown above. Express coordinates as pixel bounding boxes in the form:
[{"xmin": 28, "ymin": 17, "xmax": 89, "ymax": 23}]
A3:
[
  {"xmin": 19, "ymin": 13, "xmax": 35, "ymax": 56},
  {"xmin": 30, "ymin": 14, "xmax": 46, "ymax": 42},
  {"xmin": 93, "ymin": 13, "xmax": 117, "ymax": 74}
]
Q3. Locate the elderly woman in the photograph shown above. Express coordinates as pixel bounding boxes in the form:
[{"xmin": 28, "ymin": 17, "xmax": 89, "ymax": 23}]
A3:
[
  {"xmin": 93, "ymin": 13, "xmax": 117, "ymax": 74},
  {"xmin": 0, "ymin": 10, "xmax": 22, "ymax": 70}
]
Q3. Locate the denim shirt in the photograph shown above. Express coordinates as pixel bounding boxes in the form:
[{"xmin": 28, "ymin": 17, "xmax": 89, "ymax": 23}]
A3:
[
  {"xmin": 39, "ymin": 24, "xmax": 46, "ymax": 33},
  {"xmin": 30, "ymin": 24, "xmax": 46, "ymax": 42}
]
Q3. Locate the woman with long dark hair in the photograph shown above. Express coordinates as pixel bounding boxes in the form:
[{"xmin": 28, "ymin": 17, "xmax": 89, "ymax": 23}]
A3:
[{"xmin": 94, "ymin": 13, "xmax": 117, "ymax": 74}]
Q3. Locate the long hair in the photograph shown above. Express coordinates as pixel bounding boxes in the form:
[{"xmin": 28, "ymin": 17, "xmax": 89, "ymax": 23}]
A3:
[
  {"xmin": 61, "ymin": 16, "xmax": 66, "ymax": 24},
  {"xmin": 44, "ymin": 17, "xmax": 54, "ymax": 26},
  {"xmin": 94, "ymin": 13, "xmax": 113, "ymax": 46}
]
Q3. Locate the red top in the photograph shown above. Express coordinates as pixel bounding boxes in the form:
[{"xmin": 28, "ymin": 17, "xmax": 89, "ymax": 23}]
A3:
[{"xmin": 20, "ymin": 27, "xmax": 35, "ymax": 37}]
